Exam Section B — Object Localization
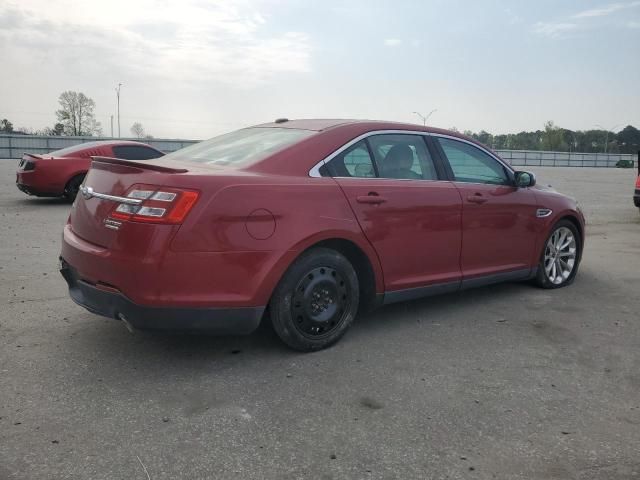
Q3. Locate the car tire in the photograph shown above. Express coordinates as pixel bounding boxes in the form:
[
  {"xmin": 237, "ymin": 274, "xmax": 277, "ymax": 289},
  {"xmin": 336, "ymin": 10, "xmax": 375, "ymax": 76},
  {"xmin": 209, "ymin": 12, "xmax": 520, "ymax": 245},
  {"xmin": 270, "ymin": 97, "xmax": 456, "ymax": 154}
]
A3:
[
  {"xmin": 64, "ymin": 174, "xmax": 85, "ymax": 202},
  {"xmin": 535, "ymin": 219, "xmax": 581, "ymax": 289},
  {"xmin": 269, "ymin": 247, "xmax": 359, "ymax": 352}
]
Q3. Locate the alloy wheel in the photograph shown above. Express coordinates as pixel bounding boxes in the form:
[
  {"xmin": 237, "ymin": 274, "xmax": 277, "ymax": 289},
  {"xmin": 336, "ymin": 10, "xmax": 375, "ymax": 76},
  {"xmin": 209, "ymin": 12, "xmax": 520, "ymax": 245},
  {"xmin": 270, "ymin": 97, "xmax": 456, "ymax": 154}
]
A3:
[{"xmin": 544, "ymin": 226, "xmax": 577, "ymax": 285}]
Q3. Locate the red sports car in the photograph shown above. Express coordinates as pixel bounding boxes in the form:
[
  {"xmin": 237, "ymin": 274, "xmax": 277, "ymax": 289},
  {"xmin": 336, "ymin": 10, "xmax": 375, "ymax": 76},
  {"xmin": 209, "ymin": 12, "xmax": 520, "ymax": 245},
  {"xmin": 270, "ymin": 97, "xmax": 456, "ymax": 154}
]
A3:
[
  {"xmin": 16, "ymin": 140, "xmax": 164, "ymax": 201},
  {"xmin": 59, "ymin": 119, "xmax": 585, "ymax": 351}
]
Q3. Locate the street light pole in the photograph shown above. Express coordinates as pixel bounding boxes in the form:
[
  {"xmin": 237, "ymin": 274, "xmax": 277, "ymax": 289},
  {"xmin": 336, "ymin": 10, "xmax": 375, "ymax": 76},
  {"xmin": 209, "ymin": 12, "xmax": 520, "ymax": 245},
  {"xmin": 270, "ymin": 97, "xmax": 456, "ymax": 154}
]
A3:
[
  {"xmin": 116, "ymin": 83, "xmax": 123, "ymax": 138},
  {"xmin": 110, "ymin": 115, "xmax": 114, "ymax": 138},
  {"xmin": 595, "ymin": 123, "xmax": 621, "ymax": 153},
  {"xmin": 412, "ymin": 109, "xmax": 437, "ymax": 126}
]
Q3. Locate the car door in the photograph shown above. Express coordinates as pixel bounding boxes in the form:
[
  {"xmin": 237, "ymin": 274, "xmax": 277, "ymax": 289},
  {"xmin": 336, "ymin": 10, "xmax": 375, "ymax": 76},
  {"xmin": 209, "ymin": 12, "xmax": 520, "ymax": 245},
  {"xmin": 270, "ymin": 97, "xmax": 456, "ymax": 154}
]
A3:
[
  {"xmin": 321, "ymin": 133, "xmax": 463, "ymax": 299},
  {"xmin": 433, "ymin": 136, "xmax": 538, "ymax": 281}
]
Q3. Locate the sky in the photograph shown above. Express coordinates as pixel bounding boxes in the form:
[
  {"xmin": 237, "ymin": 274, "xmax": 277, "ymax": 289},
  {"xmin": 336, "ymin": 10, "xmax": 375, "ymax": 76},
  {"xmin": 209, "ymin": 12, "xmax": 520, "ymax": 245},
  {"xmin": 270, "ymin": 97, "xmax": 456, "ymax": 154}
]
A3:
[{"xmin": 1, "ymin": 0, "xmax": 639, "ymax": 139}]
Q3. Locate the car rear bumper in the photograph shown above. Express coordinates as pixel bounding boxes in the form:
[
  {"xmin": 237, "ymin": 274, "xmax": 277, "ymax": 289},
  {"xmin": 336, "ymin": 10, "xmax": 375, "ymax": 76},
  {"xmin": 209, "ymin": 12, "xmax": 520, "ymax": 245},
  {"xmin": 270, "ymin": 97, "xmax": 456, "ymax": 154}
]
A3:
[
  {"xmin": 60, "ymin": 258, "xmax": 264, "ymax": 333},
  {"xmin": 16, "ymin": 170, "xmax": 64, "ymax": 197},
  {"xmin": 634, "ymin": 189, "xmax": 640, "ymax": 208}
]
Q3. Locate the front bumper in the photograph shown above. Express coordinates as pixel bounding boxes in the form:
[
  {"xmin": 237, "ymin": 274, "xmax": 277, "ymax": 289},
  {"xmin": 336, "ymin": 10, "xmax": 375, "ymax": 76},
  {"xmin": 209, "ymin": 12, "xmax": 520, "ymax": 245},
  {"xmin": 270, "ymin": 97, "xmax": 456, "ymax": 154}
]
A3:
[
  {"xmin": 60, "ymin": 258, "xmax": 264, "ymax": 334},
  {"xmin": 634, "ymin": 189, "xmax": 640, "ymax": 208}
]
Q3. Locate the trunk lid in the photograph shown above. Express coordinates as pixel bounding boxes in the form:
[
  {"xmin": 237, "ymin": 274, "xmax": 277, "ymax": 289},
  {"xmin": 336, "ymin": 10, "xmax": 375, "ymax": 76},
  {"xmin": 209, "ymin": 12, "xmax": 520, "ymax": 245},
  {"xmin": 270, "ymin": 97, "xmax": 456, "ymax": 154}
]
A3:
[{"xmin": 69, "ymin": 157, "xmax": 190, "ymax": 247}]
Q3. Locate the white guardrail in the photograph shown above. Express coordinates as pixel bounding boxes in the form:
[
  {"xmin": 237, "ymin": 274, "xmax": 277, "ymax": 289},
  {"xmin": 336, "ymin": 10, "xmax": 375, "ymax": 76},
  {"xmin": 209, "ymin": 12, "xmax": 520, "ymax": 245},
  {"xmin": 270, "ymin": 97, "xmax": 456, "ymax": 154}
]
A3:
[{"xmin": 0, "ymin": 133, "xmax": 637, "ymax": 167}]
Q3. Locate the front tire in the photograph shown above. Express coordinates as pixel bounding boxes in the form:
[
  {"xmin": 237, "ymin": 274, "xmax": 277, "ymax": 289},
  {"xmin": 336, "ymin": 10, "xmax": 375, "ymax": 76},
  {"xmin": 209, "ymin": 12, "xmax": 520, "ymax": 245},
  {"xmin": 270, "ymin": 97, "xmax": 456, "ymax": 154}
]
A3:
[
  {"xmin": 269, "ymin": 248, "xmax": 359, "ymax": 352},
  {"xmin": 535, "ymin": 219, "xmax": 581, "ymax": 289}
]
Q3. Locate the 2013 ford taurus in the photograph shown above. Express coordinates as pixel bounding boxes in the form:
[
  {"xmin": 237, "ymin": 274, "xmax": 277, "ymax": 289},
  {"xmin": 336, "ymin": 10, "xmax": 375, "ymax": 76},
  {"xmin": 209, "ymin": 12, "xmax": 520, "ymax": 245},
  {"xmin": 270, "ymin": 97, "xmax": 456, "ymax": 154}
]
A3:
[{"xmin": 59, "ymin": 119, "xmax": 585, "ymax": 351}]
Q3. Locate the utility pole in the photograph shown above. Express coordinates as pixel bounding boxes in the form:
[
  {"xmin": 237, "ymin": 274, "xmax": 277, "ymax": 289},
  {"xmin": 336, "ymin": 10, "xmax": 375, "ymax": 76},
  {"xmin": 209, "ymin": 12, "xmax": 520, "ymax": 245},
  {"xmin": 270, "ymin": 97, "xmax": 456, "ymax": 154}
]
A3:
[
  {"xmin": 110, "ymin": 115, "xmax": 114, "ymax": 138},
  {"xmin": 412, "ymin": 109, "xmax": 437, "ymax": 126},
  {"xmin": 595, "ymin": 124, "xmax": 621, "ymax": 153},
  {"xmin": 116, "ymin": 83, "xmax": 123, "ymax": 138}
]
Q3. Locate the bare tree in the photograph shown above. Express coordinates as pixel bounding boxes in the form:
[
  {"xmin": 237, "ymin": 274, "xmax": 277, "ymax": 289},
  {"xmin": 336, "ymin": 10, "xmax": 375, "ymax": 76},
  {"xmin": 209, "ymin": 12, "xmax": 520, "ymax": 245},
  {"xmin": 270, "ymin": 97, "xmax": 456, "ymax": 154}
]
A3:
[
  {"xmin": 55, "ymin": 91, "xmax": 102, "ymax": 136},
  {"xmin": 130, "ymin": 122, "xmax": 145, "ymax": 138},
  {"xmin": 0, "ymin": 118, "xmax": 14, "ymax": 133}
]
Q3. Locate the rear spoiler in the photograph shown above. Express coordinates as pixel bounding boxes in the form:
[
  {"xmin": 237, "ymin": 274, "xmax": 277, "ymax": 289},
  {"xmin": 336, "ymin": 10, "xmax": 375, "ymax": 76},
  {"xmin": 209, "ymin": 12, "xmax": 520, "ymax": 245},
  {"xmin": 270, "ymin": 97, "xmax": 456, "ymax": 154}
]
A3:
[
  {"xmin": 91, "ymin": 156, "xmax": 188, "ymax": 174},
  {"xmin": 23, "ymin": 153, "xmax": 45, "ymax": 160}
]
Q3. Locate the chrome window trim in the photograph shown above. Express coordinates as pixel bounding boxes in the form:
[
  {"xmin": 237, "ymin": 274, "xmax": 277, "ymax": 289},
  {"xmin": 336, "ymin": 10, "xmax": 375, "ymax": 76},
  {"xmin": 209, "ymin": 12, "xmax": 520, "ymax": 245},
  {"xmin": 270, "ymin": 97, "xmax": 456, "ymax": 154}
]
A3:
[{"xmin": 308, "ymin": 130, "xmax": 514, "ymax": 178}]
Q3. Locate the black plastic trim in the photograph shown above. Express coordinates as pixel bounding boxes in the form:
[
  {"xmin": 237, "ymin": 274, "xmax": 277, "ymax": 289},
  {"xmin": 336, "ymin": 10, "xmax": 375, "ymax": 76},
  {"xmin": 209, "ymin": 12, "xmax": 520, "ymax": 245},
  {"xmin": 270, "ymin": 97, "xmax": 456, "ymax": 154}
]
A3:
[
  {"xmin": 633, "ymin": 189, "xmax": 640, "ymax": 207},
  {"xmin": 460, "ymin": 268, "xmax": 533, "ymax": 290},
  {"xmin": 383, "ymin": 280, "xmax": 460, "ymax": 305},
  {"xmin": 382, "ymin": 268, "xmax": 535, "ymax": 305},
  {"xmin": 60, "ymin": 259, "xmax": 264, "ymax": 334}
]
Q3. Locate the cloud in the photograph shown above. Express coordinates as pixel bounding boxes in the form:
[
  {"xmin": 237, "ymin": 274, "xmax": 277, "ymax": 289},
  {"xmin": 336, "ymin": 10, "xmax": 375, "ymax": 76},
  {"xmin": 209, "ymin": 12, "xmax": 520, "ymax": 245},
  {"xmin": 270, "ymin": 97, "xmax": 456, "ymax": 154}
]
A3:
[
  {"xmin": 628, "ymin": 20, "xmax": 640, "ymax": 27},
  {"xmin": 573, "ymin": 1, "xmax": 640, "ymax": 18},
  {"xmin": 0, "ymin": 0, "xmax": 311, "ymax": 88},
  {"xmin": 384, "ymin": 38, "xmax": 402, "ymax": 47},
  {"xmin": 532, "ymin": 22, "xmax": 579, "ymax": 37}
]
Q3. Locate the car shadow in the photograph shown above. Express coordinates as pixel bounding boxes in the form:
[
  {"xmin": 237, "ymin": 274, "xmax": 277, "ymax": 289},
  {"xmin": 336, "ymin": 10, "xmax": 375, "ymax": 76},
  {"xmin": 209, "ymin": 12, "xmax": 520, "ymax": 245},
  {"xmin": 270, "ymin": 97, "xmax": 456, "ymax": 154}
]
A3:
[
  {"xmin": 56, "ymin": 271, "xmax": 597, "ymax": 373},
  {"xmin": 16, "ymin": 196, "xmax": 70, "ymax": 206}
]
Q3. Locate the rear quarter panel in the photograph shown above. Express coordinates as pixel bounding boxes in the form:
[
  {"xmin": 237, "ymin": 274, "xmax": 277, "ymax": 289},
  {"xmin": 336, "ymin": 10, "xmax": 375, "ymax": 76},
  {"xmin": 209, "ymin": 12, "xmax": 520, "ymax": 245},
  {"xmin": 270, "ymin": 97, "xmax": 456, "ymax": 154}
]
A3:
[{"xmin": 170, "ymin": 175, "xmax": 384, "ymax": 302}]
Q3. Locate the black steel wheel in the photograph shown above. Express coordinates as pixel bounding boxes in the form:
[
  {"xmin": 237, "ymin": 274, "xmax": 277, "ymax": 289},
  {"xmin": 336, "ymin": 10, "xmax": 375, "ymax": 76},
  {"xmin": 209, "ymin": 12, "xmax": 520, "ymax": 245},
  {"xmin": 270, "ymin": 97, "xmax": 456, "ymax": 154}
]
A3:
[{"xmin": 270, "ymin": 248, "xmax": 359, "ymax": 351}]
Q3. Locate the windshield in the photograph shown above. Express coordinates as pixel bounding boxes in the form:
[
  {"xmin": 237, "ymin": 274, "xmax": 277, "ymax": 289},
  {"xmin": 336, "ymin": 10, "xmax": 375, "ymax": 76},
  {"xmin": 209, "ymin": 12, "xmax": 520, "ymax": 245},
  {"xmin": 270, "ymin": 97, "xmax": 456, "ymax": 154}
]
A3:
[{"xmin": 163, "ymin": 127, "xmax": 315, "ymax": 166}]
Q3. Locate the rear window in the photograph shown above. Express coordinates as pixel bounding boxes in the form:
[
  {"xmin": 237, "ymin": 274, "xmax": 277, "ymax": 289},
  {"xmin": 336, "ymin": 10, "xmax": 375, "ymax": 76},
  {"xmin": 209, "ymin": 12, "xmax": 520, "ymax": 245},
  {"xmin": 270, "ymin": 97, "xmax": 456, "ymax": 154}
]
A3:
[
  {"xmin": 49, "ymin": 141, "xmax": 105, "ymax": 157},
  {"xmin": 163, "ymin": 127, "xmax": 315, "ymax": 166}
]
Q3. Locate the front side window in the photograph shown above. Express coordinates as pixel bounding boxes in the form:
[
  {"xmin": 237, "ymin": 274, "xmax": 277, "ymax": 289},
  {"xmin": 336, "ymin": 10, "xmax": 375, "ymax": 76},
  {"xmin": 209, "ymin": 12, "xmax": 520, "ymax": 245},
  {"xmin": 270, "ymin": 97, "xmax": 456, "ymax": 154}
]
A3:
[
  {"xmin": 368, "ymin": 134, "xmax": 438, "ymax": 180},
  {"xmin": 437, "ymin": 137, "xmax": 510, "ymax": 185}
]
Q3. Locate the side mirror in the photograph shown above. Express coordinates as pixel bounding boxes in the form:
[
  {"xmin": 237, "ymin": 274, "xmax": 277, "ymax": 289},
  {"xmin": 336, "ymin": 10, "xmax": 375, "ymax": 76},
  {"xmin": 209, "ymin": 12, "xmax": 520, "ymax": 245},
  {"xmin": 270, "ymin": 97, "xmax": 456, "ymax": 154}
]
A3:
[{"xmin": 515, "ymin": 171, "xmax": 536, "ymax": 188}]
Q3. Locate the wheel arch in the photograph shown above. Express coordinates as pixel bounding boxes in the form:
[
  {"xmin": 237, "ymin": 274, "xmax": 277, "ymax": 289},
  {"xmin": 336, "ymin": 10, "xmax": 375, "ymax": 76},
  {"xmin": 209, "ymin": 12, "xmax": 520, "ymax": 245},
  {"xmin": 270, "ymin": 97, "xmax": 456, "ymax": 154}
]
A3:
[
  {"xmin": 64, "ymin": 171, "xmax": 87, "ymax": 189},
  {"xmin": 557, "ymin": 213, "xmax": 584, "ymax": 261},
  {"xmin": 267, "ymin": 233, "xmax": 384, "ymax": 315}
]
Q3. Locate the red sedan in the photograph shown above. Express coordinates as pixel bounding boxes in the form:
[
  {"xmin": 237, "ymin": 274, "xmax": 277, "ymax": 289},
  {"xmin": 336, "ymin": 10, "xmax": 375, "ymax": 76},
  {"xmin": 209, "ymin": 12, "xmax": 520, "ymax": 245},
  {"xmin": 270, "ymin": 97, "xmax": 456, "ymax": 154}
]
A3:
[
  {"xmin": 16, "ymin": 140, "xmax": 164, "ymax": 201},
  {"xmin": 59, "ymin": 119, "xmax": 585, "ymax": 351}
]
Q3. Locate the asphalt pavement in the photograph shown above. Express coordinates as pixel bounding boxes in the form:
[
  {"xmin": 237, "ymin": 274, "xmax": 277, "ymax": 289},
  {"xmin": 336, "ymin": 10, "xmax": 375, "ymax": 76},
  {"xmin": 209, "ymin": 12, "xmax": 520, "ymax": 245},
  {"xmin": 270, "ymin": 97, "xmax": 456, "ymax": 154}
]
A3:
[{"xmin": 1, "ymin": 162, "xmax": 639, "ymax": 479}]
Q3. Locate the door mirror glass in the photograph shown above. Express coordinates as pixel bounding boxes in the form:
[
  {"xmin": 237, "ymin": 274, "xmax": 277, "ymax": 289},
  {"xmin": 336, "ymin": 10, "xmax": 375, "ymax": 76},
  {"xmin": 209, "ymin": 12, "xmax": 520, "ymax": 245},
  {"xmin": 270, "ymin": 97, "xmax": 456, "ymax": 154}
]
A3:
[{"xmin": 515, "ymin": 171, "xmax": 536, "ymax": 188}]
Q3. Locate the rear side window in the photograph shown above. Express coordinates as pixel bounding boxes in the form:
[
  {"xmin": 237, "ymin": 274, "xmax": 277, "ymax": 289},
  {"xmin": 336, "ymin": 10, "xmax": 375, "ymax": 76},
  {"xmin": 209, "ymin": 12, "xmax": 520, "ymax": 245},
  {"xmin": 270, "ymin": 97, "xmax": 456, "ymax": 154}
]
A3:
[
  {"xmin": 437, "ymin": 138, "xmax": 510, "ymax": 185},
  {"xmin": 321, "ymin": 140, "xmax": 376, "ymax": 178},
  {"xmin": 112, "ymin": 145, "xmax": 164, "ymax": 160}
]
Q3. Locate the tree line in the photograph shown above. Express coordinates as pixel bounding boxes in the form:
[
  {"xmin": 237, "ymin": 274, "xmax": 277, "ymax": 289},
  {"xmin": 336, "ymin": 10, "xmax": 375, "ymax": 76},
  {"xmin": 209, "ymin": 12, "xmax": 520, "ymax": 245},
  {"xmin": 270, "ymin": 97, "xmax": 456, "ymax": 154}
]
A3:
[
  {"xmin": 1, "ymin": 91, "xmax": 151, "ymax": 139},
  {"xmin": 458, "ymin": 121, "xmax": 640, "ymax": 154},
  {"xmin": 2, "ymin": 94, "xmax": 639, "ymax": 153}
]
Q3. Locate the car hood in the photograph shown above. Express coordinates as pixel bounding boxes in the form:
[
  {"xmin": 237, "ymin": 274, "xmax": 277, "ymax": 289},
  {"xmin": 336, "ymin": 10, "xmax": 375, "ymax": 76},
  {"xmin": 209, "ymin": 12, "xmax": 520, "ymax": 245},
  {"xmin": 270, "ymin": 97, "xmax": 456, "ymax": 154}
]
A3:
[{"xmin": 533, "ymin": 183, "xmax": 558, "ymax": 194}]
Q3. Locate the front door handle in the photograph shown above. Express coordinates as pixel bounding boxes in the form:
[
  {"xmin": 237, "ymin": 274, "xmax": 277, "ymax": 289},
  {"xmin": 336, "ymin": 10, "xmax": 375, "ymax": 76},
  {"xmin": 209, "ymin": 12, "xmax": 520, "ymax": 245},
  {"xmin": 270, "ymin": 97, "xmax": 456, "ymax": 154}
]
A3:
[
  {"xmin": 356, "ymin": 193, "xmax": 387, "ymax": 205},
  {"xmin": 467, "ymin": 194, "xmax": 487, "ymax": 204}
]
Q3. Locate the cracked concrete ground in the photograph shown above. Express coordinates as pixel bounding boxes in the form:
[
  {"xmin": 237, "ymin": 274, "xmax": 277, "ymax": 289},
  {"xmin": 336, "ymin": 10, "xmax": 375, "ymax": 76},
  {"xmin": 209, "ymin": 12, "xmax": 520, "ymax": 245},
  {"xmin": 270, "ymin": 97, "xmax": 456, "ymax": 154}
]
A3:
[{"xmin": 1, "ymin": 161, "xmax": 639, "ymax": 479}]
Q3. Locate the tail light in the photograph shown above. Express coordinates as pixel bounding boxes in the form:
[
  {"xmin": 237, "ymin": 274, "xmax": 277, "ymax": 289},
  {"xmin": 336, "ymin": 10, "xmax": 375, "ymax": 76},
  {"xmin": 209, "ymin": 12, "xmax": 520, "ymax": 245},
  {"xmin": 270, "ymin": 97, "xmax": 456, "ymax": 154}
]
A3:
[
  {"xmin": 636, "ymin": 175, "xmax": 640, "ymax": 188},
  {"xmin": 109, "ymin": 185, "xmax": 199, "ymax": 224}
]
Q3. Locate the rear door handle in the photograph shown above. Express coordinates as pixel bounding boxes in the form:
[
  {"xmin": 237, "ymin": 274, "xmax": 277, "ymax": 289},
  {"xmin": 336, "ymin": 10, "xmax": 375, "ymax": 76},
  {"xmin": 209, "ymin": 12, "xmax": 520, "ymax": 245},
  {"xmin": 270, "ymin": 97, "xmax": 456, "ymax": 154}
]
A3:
[
  {"xmin": 356, "ymin": 194, "xmax": 387, "ymax": 205},
  {"xmin": 466, "ymin": 194, "xmax": 487, "ymax": 204}
]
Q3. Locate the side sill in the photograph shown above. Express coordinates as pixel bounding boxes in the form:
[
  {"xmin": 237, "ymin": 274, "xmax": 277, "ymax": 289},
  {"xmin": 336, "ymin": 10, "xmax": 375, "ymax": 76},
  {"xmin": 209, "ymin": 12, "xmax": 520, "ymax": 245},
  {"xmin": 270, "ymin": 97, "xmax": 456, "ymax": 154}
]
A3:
[
  {"xmin": 380, "ymin": 268, "xmax": 536, "ymax": 306},
  {"xmin": 461, "ymin": 268, "xmax": 533, "ymax": 290},
  {"xmin": 382, "ymin": 280, "xmax": 460, "ymax": 306}
]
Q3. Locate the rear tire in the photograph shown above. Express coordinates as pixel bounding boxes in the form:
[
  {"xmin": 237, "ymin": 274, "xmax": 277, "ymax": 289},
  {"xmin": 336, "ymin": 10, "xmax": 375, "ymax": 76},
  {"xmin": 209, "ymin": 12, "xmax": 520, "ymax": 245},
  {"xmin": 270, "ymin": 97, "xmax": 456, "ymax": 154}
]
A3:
[
  {"xmin": 64, "ymin": 174, "xmax": 85, "ymax": 202},
  {"xmin": 535, "ymin": 219, "xmax": 581, "ymax": 289},
  {"xmin": 269, "ymin": 248, "xmax": 359, "ymax": 352}
]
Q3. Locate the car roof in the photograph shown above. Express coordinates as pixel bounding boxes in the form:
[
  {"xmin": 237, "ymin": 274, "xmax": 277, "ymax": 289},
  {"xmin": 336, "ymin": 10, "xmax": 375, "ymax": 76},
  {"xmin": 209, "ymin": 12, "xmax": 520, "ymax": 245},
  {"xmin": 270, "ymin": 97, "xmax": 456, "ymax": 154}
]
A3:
[{"xmin": 254, "ymin": 118, "xmax": 468, "ymax": 137}]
